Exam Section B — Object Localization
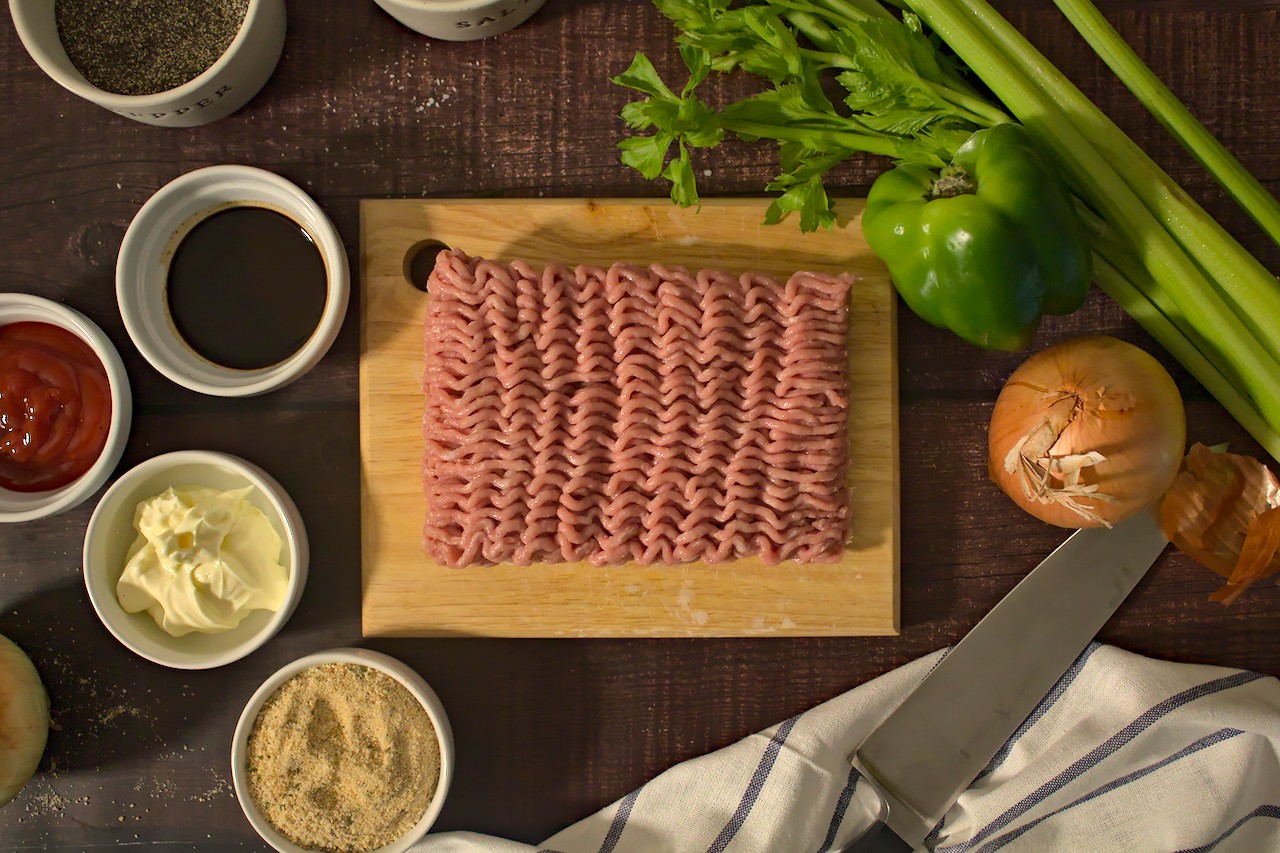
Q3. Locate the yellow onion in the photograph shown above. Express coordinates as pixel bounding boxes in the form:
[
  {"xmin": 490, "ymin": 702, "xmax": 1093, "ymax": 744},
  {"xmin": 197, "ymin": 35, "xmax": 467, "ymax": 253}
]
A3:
[
  {"xmin": 0, "ymin": 634, "xmax": 48, "ymax": 807},
  {"xmin": 989, "ymin": 336, "xmax": 1186, "ymax": 528}
]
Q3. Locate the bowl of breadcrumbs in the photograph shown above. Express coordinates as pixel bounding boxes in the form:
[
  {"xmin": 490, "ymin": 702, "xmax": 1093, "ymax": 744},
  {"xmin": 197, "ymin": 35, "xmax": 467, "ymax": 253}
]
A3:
[{"xmin": 231, "ymin": 648, "xmax": 453, "ymax": 853}]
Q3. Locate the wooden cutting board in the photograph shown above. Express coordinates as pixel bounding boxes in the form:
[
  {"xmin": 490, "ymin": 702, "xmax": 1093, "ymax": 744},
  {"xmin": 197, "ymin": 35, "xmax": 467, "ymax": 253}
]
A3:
[{"xmin": 359, "ymin": 198, "xmax": 898, "ymax": 637}]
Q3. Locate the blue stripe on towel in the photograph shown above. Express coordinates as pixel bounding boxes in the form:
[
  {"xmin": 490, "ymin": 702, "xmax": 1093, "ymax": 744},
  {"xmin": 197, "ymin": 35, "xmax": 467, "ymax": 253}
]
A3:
[
  {"xmin": 814, "ymin": 764, "xmax": 861, "ymax": 853},
  {"xmin": 1173, "ymin": 804, "xmax": 1280, "ymax": 852},
  {"xmin": 977, "ymin": 728, "xmax": 1245, "ymax": 852},
  {"xmin": 975, "ymin": 642, "xmax": 1102, "ymax": 783},
  {"xmin": 939, "ymin": 671, "xmax": 1264, "ymax": 853},
  {"xmin": 599, "ymin": 787, "xmax": 642, "ymax": 853},
  {"xmin": 925, "ymin": 814, "xmax": 947, "ymax": 847},
  {"xmin": 706, "ymin": 714, "xmax": 801, "ymax": 853}
]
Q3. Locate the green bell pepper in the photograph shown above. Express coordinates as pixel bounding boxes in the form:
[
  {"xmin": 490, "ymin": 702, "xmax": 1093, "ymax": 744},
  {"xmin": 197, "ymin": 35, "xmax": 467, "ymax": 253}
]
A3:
[{"xmin": 862, "ymin": 123, "xmax": 1092, "ymax": 351}]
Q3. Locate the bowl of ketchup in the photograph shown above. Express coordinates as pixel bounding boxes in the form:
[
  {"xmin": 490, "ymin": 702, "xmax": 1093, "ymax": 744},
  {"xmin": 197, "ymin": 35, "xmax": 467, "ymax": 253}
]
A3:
[{"xmin": 0, "ymin": 294, "xmax": 131, "ymax": 522}]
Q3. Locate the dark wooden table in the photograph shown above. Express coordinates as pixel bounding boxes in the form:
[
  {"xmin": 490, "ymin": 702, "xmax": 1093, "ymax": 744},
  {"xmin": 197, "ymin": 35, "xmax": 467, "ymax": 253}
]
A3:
[{"xmin": 2, "ymin": 1, "xmax": 1278, "ymax": 848}]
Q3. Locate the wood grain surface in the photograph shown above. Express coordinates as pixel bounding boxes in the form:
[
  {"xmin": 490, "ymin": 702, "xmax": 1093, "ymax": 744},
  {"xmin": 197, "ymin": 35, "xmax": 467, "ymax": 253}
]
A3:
[
  {"xmin": 360, "ymin": 198, "xmax": 898, "ymax": 638},
  {"xmin": 0, "ymin": 0, "xmax": 1278, "ymax": 848}
]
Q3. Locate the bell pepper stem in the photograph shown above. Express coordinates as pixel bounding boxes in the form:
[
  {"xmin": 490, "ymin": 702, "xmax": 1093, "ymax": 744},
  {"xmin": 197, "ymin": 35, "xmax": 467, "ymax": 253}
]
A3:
[{"xmin": 931, "ymin": 167, "xmax": 977, "ymax": 199}]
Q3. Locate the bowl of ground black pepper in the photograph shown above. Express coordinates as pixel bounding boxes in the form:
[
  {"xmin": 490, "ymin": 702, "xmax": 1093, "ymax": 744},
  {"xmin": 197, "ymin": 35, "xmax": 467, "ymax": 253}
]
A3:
[
  {"xmin": 116, "ymin": 165, "xmax": 349, "ymax": 396},
  {"xmin": 9, "ymin": 0, "xmax": 285, "ymax": 127},
  {"xmin": 232, "ymin": 648, "xmax": 454, "ymax": 853}
]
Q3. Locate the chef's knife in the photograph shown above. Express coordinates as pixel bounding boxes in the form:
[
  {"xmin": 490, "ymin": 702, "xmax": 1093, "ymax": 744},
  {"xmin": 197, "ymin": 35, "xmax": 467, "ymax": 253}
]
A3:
[{"xmin": 844, "ymin": 508, "xmax": 1169, "ymax": 852}]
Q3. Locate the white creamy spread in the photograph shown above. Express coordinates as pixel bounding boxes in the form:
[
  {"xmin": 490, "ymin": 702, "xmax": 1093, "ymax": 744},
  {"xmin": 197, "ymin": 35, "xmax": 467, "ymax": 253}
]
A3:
[{"xmin": 116, "ymin": 486, "xmax": 289, "ymax": 637}]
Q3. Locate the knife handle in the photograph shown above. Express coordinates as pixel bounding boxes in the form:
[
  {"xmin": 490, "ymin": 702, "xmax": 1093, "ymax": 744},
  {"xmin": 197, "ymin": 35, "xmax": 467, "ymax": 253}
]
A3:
[{"xmin": 839, "ymin": 820, "xmax": 914, "ymax": 853}]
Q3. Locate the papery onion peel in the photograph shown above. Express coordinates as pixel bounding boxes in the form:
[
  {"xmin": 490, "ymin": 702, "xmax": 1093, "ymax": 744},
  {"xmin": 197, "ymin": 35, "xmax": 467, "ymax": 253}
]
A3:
[
  {"xmin": 1160, "ymin": 442, "xmax": 1280, "ymax": 604},
  {"xmin": 988, "ymin": 336, "xmax": 1186, "ymax": 528}
]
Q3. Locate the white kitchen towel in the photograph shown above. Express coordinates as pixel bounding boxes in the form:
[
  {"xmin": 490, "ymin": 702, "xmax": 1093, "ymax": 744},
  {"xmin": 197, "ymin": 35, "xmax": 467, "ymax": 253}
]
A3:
[{"xmin": 418, "ymin": 644, "xmax": 1280, "ymax": 853}]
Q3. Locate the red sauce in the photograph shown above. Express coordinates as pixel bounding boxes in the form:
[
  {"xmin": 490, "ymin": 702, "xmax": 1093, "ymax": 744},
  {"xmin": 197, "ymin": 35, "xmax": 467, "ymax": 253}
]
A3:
[{"xmin": 0, "ymin": 322, "xmax": 112, "ymax": 492}]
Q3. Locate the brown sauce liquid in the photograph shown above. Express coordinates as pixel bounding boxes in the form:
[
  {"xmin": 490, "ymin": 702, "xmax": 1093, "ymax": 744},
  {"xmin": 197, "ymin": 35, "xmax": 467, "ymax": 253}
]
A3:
[{"xmin": 166, "ymin": 206, "xmax": 327, "ymax": 371}]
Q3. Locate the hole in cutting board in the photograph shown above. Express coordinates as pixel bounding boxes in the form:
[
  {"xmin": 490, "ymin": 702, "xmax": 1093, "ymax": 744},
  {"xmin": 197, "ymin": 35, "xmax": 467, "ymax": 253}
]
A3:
[{"xmin": 404, "ymin": 240, "xmax": 451, "ymax": 292}]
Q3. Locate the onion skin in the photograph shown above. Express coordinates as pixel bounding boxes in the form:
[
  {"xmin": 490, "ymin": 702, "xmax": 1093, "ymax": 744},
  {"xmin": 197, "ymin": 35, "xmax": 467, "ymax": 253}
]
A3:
[
  {"xmin": 989, "ymin": 336, "xmax": 1187, "ymax": 528},
  {"xmin": 1160, "ymin": 443, "xmax": 1280, "ymax": 604},
  {"xmin": 0, "ymin": 634, "xmax": 48, "ymax": 808}
]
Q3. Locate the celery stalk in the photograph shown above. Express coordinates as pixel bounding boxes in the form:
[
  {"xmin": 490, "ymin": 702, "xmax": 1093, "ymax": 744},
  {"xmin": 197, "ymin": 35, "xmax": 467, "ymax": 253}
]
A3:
[
  {"xmin": 1086, "ymin": 212, "xmax": 1277, "ymax": 456},
  {"xmin": 1091, "ymin": 254, "xmax": 1280, "ymax": 459},
  {"xmin": 816, "ymin": 0, "xmax": 895, "ymax": 22},
  {"xmin": 1054, "ymin": 0, "xmax": 1280, "ymax": 248},
  {"xmin": 906, "ymin": 0, "xmax": 1280, "ymax": 432},
  {"xmin": 912, "ymin": 0, "xmax": 1280, "ymax": 374},
  {"xmin": 1075, "ymin": 202, "xmax": 1247, "ymax": 395}
]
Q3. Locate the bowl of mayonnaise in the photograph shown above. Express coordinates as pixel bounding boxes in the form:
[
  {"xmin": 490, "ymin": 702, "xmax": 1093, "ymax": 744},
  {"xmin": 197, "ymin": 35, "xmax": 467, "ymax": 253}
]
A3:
[{"xmin": 82, "ymin": 450, "xmax": 308, "ymax": 669}]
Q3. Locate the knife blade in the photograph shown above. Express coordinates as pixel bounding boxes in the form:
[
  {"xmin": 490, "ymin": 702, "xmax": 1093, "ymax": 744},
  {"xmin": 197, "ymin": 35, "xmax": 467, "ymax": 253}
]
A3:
[{"xmin": 845, "ymin": 508, "xmax": 1170, "ymax": 852}]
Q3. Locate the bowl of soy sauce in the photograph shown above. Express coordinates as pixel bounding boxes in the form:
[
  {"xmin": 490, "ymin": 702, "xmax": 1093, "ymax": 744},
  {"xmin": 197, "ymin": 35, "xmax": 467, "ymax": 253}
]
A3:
[{"xmin": 117, "ymin": 165, "xmax": 349, "ymax": 396}]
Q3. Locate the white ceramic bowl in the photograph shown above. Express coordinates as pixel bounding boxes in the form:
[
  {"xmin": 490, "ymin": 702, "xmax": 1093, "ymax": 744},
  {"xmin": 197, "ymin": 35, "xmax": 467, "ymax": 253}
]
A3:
[
  {"xmin": 8, "ymin": 0, "xmax": 286, "ymax": 128},
  {"xmin": 374, "ymin": 0, "xmax": 547, "ymax": 41},
  {"xmin": 231, "ymin": 648, "xmax": 455, "ymax": 853},
  {"xmin": 117, "ymin": 165, "xmax": 349, "ymax": 397},
  {"xmin": 82, "ymin": 450, "xmax": 308, "ymax": 669},
  {"xmin": 0, "ymin": 294, "xmax": 132, "ymax": 523}
]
